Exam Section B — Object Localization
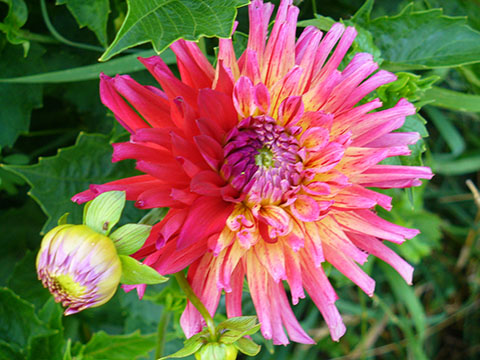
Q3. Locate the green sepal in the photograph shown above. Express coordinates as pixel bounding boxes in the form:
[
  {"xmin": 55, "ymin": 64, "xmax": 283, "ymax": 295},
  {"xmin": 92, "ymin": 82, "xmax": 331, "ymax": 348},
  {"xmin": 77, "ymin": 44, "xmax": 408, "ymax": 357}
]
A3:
[
  {"xmin": 57, "ymin": 212, "xmax": 69, "ymax": 225},
  {"xmin": 217, "ymin": 316, "xmax": 261, "ymax": 344},
  {"xmin": 119, "ymin": 255, "xmax": 168, "ymax": 285},
  {"xmin": 110, "ymin": 223, "xmax": 151, "ymax": 255},
  {"xmin": 233, "ymin": 338, "xmax": 261, "ymax": 357},
  {"xmin": 195, "ymin": 343, "xmax": 229, "ymax": 360},
  {"xmin": 84, "ymin": 191, "xmax": 126, "ymax": 235},
  {"xmin": 159, "ymin": 331, "xmax": 207, "ymax": 359}
]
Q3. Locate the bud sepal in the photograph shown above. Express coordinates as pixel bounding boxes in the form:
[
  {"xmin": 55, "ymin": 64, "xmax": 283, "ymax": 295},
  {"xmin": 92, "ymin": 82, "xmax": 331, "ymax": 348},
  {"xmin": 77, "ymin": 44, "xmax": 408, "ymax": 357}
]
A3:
[
  {"xmin": 160, "ymin": 316, "xmax": 261, "ymax": 360},
  {"xmin": 119, "ymin": 255, "xmax": 168, "ymax": 285}
]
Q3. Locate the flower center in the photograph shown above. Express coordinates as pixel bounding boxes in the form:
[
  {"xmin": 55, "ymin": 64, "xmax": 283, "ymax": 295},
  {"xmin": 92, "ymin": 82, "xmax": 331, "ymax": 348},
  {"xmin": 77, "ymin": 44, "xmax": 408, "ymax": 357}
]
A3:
[
  {"xmin": 222, "ymin": 115, "xmax": 303, "ymax": 204},
  {"xmin": 255, "ymin": 147, "xmax": 274, "ymax": 168}
]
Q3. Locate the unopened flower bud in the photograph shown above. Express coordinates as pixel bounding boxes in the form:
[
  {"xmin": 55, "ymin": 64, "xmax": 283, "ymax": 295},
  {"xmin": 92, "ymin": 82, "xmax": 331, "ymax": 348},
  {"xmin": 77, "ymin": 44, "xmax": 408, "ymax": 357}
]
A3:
[
  {"xmin": 36, "ymin": 224, "xmax": 122, "ymax": 315},
  {"xmin": 194, "ymin": 343, "xmax": 238, "ymax": 360}
]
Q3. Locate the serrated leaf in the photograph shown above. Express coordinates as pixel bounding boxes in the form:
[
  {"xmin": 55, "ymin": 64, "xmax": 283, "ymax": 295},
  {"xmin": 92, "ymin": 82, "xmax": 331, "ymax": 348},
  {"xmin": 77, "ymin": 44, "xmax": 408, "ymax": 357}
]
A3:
[
  {"xmin": 422, "ymin": 86, "xmax": 480, "ymax": 112},
  {"xmin": 78, "ymin": 330, "xmax": 156, "ymax": 360},
  {"xmin": 85, "ymin": 191, "xmax": 126, "ymax": 235},
  {"xmin": 7, "ymin": 251, "xmax": 51, "ymax": 309},
  {"xmin": 101, "ymin": 0, "xmax": 249, "ymax": 61},
  {"xmin": 377, "ymin": 73, "xmax": 439, "ymax": 109},
  {"xmin": 0, "ymin": 340, "xmax": 23, "ymax": 360},
  {"xmin": 0, "ymin": 49, "xmax": 176, "ymax": 83},
  {"xmin": 0, "ymin": 0, "xmax": 29, "ymax": 53},
  {"xmin": 0, "ymin": 287, "xmax": 55, "ymax": 350},
  {"xmin": 364, "ymin": 4, "xmax": 480, "ymax": 70},
  {"xmin": 27, "ymin": 298, "xmax": 65, "ymax": 360},
  {"xmin": 111, "ymin": 223, "xmax": 151, "ymax": 255},
  {"xmin": 57, "ymin": 0, "xmax": 110, "ymax": 47},
  {"xmin": 3, "ymin": 133, "xmax": 139, "ymax": 233},
  {"xmin": 0, "ymin": 43, "xmax": 43, "ymax": 147},
  {"xmin": 233, "ymin": 337, "xmax": 261, "ymax": 357},
  {"xmin": 119, "ymin": 255, "xmax": 169, "ymax": 285},
  {"xmin": 350, "ymin": 0, "xmax": 373, "ymax": 26}
]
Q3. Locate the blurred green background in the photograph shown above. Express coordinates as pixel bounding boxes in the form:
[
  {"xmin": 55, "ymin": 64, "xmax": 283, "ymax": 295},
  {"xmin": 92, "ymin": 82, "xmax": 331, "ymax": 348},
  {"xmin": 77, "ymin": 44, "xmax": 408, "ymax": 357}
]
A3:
[{"xmin": 1, "ymin": 0, "xmax": 479, "ymax": 359}]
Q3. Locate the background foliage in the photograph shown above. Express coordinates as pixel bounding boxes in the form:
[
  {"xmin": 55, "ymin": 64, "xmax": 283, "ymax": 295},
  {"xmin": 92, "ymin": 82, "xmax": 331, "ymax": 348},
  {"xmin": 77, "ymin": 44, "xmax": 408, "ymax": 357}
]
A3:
[{"xmin": 1, "ymin": 0, "xmax": 479, "ymax": 359}]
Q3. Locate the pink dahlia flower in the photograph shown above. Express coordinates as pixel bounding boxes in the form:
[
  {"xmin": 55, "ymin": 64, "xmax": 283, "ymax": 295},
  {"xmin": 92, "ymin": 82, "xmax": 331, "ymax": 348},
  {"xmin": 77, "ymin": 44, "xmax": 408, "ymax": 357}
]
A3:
[{"xmin": 74, "ymin": 0, "xmax": 433, "ymax": 344}]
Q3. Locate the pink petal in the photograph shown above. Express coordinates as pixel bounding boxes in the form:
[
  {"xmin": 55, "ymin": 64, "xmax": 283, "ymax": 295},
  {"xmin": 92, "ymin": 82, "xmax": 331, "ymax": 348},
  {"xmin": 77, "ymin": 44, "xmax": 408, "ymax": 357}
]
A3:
[
  {"xmin": 277, "ymin": 96, "xmax": 304, "ymax": 127},
  {"xmin": 99, "ymin": 74, "xmax": 148, "ymax": 133},
  {"xmin": 334, "ymin": 210, "xmax": 420, "ymax": 244},
  {"xmin": 225, "ymin": 263, "xmax": 244, "ymax": 317},
  {"xmin": 110, "ymin": 75, "xmax": 172, "ymax": 128},
  {"xmin": 291, "ymin": 194, "xmax": 321, "ymax": 222},
  {"xmin": 300, "ymin": 251, "xmax": 346, "ymax": 341},
  {"xmin": 348, "ymin": 232, "xmax": 414, "ymax": 284},
  {"xmin": 233, "ymin": 76, "xmax": 256, "ymax": 118}
]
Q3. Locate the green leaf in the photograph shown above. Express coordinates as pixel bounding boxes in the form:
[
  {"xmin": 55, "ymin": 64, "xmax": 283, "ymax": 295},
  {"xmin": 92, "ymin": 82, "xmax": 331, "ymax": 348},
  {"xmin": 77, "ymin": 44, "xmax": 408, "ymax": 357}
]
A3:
[
  {"xmin": 350, "ymin": 0, "xmax": 374, "ymax": 26},
  {"xmin": 0, "ymin": 340, "xmax": 23, "ymax": 360},
  {"xmin": 159, "ymin": 332, "xmax": 205, "ymax": 359},
  {"xmin": 364, "ymin": 4, "xmax": 480, "ymax": 70},
  {"xmin": 297, "ymin": 15, "xmax": 335, "ymax": 31},
  {"xmin": 432, "ymin": 153, "xmax": 480, "ymax": 176},
  {"xmin": 119, "ymin": 255, "xmax": 169, "ymax": 285},
  {"xmin": 2, "ymin": 132, "xmax": 139, "ymax": 233},
  {"xmin": 57, "ymin": 0, "xmax": 110, "ymax": 47},
  {"xmin": 0, "ymin": 0, "xmax": 29, "ymax": 54},
  {"xmin": 7, "ymin": 251, "xmax": 51, "ymax": 309},
  {"xmin": 0, "ymin": 44, "xmax": 43, "ymax": 147},
  {"xmin": 85, "ymin": 191, "xmax": 126, "ymax": 235},
  {"xmin": 382, "ymin": 263, "xmax": 427, "ymax": 358},
  {"xmin": 110, "ymin": 223, "xmax": 152, "ymax": 255},
  {"xmin": 422, "ymin": 86, "xmax": 480, "ymax": 112},
  {"xmin": 377, "ymin": 72, "xmax": 439, "ymax": 109},
  {"xmin": 63, "ymin": 339, "xmax": 72, "ymax": 360},
  {"xmin": 101, "ymin": 0, "xmax": 249, "ymax": 61},
  {"xmin": 425, "ymin": 106, "xmax": 466, "ymax": 158},
  {"xmin": 78, "ymin": 330, "xmax": 156, "ymax": 360},
  {"xmin": 27, "ymin": 298, "xmax": 65, "ymax": 360},
  {"xmin": 233, "ymin": 337, "xmax": 261, "ymax": 357},
  {"xmin": 0, "ymin": 287, "xmax": 55, "ymax": 351},
  {"xmin": 217, "ymin": 316, "xmax": 261, "ymax": 344},
  {"xmin": 0, "ymin": 49, "xmax": 176, "ymax": 83}
]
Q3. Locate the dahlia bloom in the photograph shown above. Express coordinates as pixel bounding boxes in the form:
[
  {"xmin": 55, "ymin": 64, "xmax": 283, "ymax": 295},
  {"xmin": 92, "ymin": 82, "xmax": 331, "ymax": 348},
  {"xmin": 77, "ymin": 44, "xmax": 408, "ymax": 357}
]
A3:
[
  {"xmin": 37, "ymin": 224, "xmax": 122, "ymax": 315},
  {"xmin": 74, "ymin": 0, "xmax": 433, "ymax": 344}
]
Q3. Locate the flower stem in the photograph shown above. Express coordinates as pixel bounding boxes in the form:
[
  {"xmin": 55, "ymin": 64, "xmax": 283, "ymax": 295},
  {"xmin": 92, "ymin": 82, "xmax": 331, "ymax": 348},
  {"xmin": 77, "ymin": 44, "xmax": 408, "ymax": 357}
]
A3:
[
  {"xmin": 155, "ymin": 310, "xmax": 171, "ymax": 359},
  {"xmin": 174, "ymin": 272, "xmax": 217, "ymax": 341},
  {"xmin": 40, "ymin": 0, "xmax": 105, "ymax": 52}
]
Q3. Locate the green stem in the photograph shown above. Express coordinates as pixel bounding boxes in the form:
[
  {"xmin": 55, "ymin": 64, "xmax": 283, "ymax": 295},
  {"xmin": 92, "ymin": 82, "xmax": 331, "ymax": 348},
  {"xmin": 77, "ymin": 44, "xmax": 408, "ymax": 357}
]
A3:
[
  {"xmin": 312, "ymin": 0, "xmax": 317, "ymax": 14},
  {"xmin": 174, "ymin": 272, "xmax": 216, "ymax": 341},
  {"xmin": 155, "ymin": 310, "xmax": 171, "ymax": 359},
  {"xmin": 40, "ymin": 0, "xmax": 105, "ymax": 52}
]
